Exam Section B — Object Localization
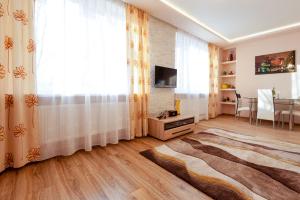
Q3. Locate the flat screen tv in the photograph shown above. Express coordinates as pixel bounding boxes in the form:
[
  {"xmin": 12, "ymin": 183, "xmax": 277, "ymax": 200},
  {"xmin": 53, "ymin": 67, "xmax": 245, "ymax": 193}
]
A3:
[{"xmin": 154, "ymin": 66, "xmax": 177, "ymax": 88}]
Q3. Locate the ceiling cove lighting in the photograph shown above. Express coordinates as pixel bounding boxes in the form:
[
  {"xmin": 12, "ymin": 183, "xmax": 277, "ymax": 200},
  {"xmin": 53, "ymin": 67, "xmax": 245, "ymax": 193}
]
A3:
[
  {"xmin": 231, "ymin": 22, "xmax": 300, "ymax": 42},
  {"xmin": 159, "ymin": 0, "xmax": 230, "ymax": 42},
  {"xmin": 160, "ymin": 0, "xmax": 300, "ymax": 43}
]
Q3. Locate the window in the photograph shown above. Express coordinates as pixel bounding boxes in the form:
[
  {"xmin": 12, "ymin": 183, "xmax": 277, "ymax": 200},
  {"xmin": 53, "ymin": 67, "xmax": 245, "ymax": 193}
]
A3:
[
  {"xmin": 35, "ymin": 0, "xmax": 128, "ymax": 96},
  {"xmin": 175, "ymin": 30, "xmax": 209, "ymax": 121},
  {"xmin": 175, "ymin": 31, "xmax": 209, "ymax": 95}
]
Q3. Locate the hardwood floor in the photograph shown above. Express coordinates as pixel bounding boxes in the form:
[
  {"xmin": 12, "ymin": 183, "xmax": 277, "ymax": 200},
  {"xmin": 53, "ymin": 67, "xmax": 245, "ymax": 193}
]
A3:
[
  {"xmin": 1, "ymin": 115, "xmax": 299, "ymax": 200},
  {"xmin": 197, "ymin": 115, "xmax": 300, "ymax": 144}
]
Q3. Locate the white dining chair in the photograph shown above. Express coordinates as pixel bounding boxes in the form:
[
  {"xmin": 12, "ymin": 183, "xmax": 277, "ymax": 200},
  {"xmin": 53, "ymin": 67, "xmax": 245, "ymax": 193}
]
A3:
[
  {"xmin": 235, "ymin": 92, "xmax": 250, "ymax": 118},
  {"xmin": 280, "ymin": 101, "xmax": 300, "ymax": 129},
  {"xmin": 280, "ymin": 110, "xmax": 292, "ymax": 128},
  {"xmin": 256, "ymin": 89, "xmax": 281, "ymax": 128}
]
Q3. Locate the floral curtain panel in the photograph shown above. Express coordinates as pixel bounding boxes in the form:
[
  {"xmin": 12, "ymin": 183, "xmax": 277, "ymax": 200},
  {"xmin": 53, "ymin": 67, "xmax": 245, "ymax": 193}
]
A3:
[
  {"xmin": 0, "ymin": 0, "xmax": 150, "ymax": 173},
  {"xmin": 0, "ymin": 0, "xmax": 40, "ymax": 173},
  {"xmin": 126, "ymin": 4, "xmax": 150, "ymax": 138},
  {"xmin": 208, "ymin": 44, "xmax": 220, "ymax": 119}
]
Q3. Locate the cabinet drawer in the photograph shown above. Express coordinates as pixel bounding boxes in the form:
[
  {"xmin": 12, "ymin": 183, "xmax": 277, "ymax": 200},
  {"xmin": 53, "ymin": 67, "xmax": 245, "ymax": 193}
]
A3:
[{"xmin": 164, "ymin": 117, "xmax": 194, "ymax": 130}]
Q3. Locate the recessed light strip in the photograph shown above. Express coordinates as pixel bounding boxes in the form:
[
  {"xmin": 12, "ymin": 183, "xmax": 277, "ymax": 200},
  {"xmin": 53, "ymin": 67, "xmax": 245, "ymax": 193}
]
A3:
[
  {"xmin": 160, "ymin": 0, "xmax": 300, "ymax": 43},
  {"xmin": 159, "ymin": 0, "xmax": 231, "ymax": 42},
  {"xmin": 231, "ymin": 22, "xmax": 300, "ymax": 42}
]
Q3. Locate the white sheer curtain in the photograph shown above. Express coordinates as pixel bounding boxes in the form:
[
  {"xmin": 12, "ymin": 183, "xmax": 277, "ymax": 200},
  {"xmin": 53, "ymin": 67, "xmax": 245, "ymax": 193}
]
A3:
[
  {"xmin": 35, "ymin": 0, "xmax": 129, "ymax": 159},
  {"xmin": 175, "ymin": 31, "xmax": 209, "ymax": 122}
]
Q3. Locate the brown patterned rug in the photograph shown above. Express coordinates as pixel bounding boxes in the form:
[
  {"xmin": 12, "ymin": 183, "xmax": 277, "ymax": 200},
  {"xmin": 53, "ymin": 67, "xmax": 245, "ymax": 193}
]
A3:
[{"xmin": 141, "ymin": 128, "xmax": 300, "ymax": 200}]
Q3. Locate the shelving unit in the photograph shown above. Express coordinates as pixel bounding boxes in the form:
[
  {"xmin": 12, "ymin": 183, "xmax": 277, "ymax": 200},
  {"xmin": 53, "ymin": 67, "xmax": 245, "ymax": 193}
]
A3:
[
  {"xmin": 219, "ymin": 75, "xmax": 236, "ymax": 78},
  {"xmin": 221, "ymin": 60, "xmax": 237, "ymax": 65},
  {"xmin": 220, "ymin": 102, "xmax": 236, "ymax": 105},
  {"xmin": 220, "ymin": 89, "xmax": 236, "ymax": 91},
  {"xmin": 219, "ymin": 48, "xmax": 237, "ymax": 115}
]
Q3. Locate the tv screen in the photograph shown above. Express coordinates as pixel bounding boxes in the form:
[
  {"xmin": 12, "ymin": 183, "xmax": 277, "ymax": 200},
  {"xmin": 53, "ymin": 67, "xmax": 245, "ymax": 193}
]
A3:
[{"xmin": 154, "ymin": 66, "xmax": 177, "ymax": 88}]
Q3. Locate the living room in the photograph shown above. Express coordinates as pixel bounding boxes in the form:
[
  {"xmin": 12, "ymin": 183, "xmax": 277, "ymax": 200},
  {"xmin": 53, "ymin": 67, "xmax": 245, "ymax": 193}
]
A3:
[{"xmin": 1, "ymin": 0, "xmax": 300, "ymax": 199}]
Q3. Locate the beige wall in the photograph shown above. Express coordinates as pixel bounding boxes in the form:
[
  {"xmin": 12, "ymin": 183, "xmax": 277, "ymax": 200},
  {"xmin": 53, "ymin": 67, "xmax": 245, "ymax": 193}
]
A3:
[
  {"xmin": 235, "ymin": 30, "xmax": 300, "ymax": 122},
  {"xmin": 236, "ymin": 30, "xmax": 300, "ymax": 99},
  {"xmin": 149, "ymin": 16, "xmax": 176, "ymax": 115}
]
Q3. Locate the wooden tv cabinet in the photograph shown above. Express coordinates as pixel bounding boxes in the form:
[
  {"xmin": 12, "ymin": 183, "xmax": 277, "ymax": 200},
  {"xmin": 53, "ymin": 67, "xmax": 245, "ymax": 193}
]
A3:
[{"xmin": 148, "ymin": 115, "xmax": 195, "ymax": 141}]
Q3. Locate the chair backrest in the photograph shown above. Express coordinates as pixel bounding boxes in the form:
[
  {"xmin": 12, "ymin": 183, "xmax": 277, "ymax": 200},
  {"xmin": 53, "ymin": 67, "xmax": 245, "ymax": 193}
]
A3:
[
  {"xmin": 257, "ymin": 89, "xmax": 275, "ymax": 121},
  {"xmin": 235, "ymin": 92, "xmax": 241, "ymax": 98},
  {"xmin": 235, "ymin": 91, "xmax": 241, "ymax": 104}
]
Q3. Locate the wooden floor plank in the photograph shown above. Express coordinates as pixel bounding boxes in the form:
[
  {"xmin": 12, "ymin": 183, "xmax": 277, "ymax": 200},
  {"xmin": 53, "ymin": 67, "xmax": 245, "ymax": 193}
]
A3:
[{"xmin": 1, "ymin": 115, "xmax": 299, "ymax": 200}]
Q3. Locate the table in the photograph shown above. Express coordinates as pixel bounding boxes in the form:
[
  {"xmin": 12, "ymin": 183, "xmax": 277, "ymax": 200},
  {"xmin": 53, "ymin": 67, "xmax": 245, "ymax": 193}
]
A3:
[
  {"xmin": 243, "ymin": 97, "xmax": 300, "ymax": 130},
  {"xmin": 243, "ymin": 97, "xmax": 257, "ymax": 124}
]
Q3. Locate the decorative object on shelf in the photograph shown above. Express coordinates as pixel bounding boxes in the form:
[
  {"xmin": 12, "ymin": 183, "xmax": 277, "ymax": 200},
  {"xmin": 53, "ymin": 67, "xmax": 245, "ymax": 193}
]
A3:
[
  {"xmin": 221, "ymin": 83, "xmax": 235, "ymax": 89},
  {"xmin": 272, "ymin": 87, "xmax": 281, "ymax": 99},
  {"xmin": 229, "ymin": 51, "xmax": 234, "ymax": 61},
  {"xmin": 157, "ymin": 110, "xmax": 168, "ymax": 120},
  {"xmin": 222, "ymin": 97, "xmax": 235, "ymax": 103},
  {"xmin": 229, "ymin": 71, "xmax": 234, "ymax": 75},
  {"xmin": 272, "ymin": 87, "xmax": 276, "ymax": 98},
  {"xmin": 168, "ymin": 110, "xmax": 178, "ymax": 117},
  {"xmin": 255, "ymin": 50, "xmax": 296, "ymax": 75},
  {"xmin": 221, "ymin": 84, "xmax": 227, "ymax": 89},
  {"xmin": 175, "ymin": 99, "xmax": 181, "ymax": 115},
  {"xmin": 222, "ymin": 71, "xmax": 227, "ymax": 75},
  {"xmin": 221, "ymin": 83, "xmax": 230, "ymax": 89}
]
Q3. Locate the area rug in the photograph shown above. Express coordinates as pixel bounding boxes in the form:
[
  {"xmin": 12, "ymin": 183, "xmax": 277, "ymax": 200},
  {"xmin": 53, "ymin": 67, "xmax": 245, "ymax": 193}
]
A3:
[{"xmin": 141, "ymin": 128, "xmax": 300, "ymax": 200}]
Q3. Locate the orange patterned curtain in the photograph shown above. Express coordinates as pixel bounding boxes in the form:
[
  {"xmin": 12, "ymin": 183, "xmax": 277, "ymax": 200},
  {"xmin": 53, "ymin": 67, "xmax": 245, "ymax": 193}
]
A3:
[
  {"xmin": 0, "ymin": 0, "xmax": 40, "ymax": 173},
  {"xmin": 208, "ymin": 44, "xmax": 220, "ymax": 119},
  {"xmin": 126, "ymin": 4, "xmax": 150, "ymax": 138}
]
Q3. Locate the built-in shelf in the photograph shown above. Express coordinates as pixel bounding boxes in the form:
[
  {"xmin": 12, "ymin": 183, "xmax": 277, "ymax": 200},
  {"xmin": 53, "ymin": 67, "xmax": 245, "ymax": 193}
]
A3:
[
  {"xmin": 220, "ymin": 89, "xmax": 236, "ymax": 91},
  {"xmin": 221, "ymin": 60, "xmax": 237, "ymax": 65},
  {"xmin": 220, "ymin": 48, "xmax": 236, "ymax": 116},
  {"xmin": 220, "ymin": 102, "xmax": 236, "ymax": 105},
  {"xmin": 219, "ymin": 75, "xmax": 236, "ymax": 78}
]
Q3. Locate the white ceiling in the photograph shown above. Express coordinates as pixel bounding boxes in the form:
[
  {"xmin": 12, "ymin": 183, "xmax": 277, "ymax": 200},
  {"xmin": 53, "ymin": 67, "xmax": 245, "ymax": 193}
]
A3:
[{"xmin": 124, "ymin": 0, "xmax": 300, "ymax": 47}]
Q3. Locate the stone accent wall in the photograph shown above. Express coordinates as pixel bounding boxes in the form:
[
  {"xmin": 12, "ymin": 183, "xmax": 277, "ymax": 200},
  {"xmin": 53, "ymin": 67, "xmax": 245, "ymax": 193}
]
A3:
[{"xmin": 148, "ymin": 16, "xmax": 177, "ymax": 115}]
